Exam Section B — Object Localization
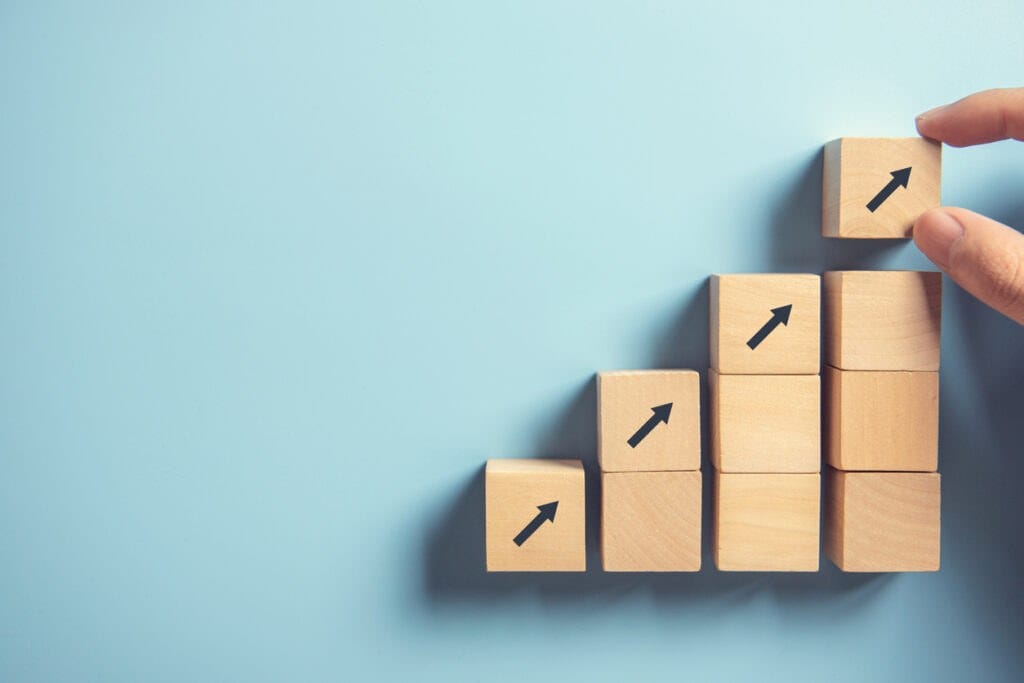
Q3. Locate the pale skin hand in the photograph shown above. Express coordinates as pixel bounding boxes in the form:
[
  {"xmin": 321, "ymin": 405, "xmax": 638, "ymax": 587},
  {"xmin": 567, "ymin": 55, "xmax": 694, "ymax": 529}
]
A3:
[{"xmin": 913, "ymin": 87, "xmax": 1024, "ymax": 324}]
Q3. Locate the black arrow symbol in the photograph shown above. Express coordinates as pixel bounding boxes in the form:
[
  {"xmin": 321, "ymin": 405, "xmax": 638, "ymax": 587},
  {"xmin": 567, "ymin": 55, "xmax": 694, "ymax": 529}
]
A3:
[
  {"xmin": 627, "ymin": 403, "xmax": 673, "ymax": 448},
  {"xmin": 513, "ymin": 501, "xmax": 558, "ymax": 546},
  {"xmin": 866, "ymin": 167, "xmax": 912, "ymax": 212},
  {"xmin": 746, "ymin": 304, "xmax": 792, "ymax": 350}
]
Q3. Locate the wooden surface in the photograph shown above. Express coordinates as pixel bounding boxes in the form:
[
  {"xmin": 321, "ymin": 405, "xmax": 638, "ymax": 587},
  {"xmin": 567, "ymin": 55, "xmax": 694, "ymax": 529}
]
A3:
[
  {"xmin": 601, "ymin": 470, "xmax": 702, "ymax": 572},
  {"xmin": 485, "ymin": 459, "xmax": 586, "ymax": 572},
  {"xmin": 710, "ymin": 273, "xmax": 820, "ymax": 375},
  {"xmin": 822, "ymin": 137, "xmax": 942, "ymax": 238},
  {"xmin": 825, "ymin": 469, "xmax": 940, "ymax": 572},
  {"xmin": 597, "ymin": 370, "xmax": 701, "ymax": 472},
  {"xmin": 713, "ymin": 472, "xmax": 820, "ymax": 571},
  {"xmin": 824, "ymin": 270, "xmax": 942, "ymax": 371},
  {"xmin": 709, "ymin": 370, "xmax": 820, "ymax": 473},
  {"xmin": 825, "ymin": 366, "xmax": 939, "ymax": 472}
]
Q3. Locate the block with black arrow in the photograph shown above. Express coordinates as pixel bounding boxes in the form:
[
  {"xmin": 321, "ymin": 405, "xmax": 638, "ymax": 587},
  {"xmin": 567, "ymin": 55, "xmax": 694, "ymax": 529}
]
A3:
[
  {"xmin": 485, "ymin": 459, "xmax": 585, "ymax": 572},
  {"xmin": 597, "ymin": 370, "xmax": 701, "ymax": 472},
  {"xmin": 710, "ymin": 274, "xmax": 820, "ymax": 375},
  {"xmin": 823, "ymin": 137, "xmax": 941, "ymax": 238}
]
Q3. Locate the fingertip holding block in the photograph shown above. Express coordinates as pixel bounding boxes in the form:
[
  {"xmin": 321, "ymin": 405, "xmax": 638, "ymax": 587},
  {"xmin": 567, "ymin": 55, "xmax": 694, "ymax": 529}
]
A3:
[
  {"xmin": 825, "ymin": 366, "xmax": 939, "ymax": 472},
  {"xmin": 825, "ymin": 468, "xmax": 940, "ymax": 572},
  {"xmin": 824, "ymin": 270, "xmax": 942, "ymax": 371},
  {"xmin": 823, "ymin": 137, "xmax": 941, "ymax": 239},
  {"xmin": 485, "ymin": 459, "xmax": 586, "ymax": 572},
  {"xmin": 710, "ymin": 273, "xmax": 820, "ymax": 375},
  {"xmin": 709, "ymin": 370, "xmax": 820, "ymax": 473},
  {"xmin": 601, "ymin": 470, "xmax": 702, "ymax": 572},
  {"xmin": 713, "ymin": 471, "xmax": 820, "ymax": 572},
  {"xmin": 597, "ymin": 370, "xmax": 701, "ymax": 472}
]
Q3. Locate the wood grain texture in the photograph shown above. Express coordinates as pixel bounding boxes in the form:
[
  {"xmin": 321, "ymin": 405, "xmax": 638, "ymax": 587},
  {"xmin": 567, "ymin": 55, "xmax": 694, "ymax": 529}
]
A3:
[
  {"xmin": 822, "ymin": 138, "xmax": 843, "ymax": 237},
  {"xmin": 601, "ymin": 470, "xmax": 701, "ymax": 572},
  {"xmin": 825, "ymin": 469, "xmax": 940, "ymax": 572},
  {"xmin": 597, "ymin": 370, "xmax": 700, "ymax": 472},
  {"xmin": 485, "ymin": 459, "xmax": 586, "ymax": 572},
  {"xmin": 824, "ymin": 270, "xmax": 942, "ymax": 371},
  {"xmin": 822, "ymin": 137, "xmax": 941, "ymax": 238},
  {"xmin": 825, "ymin": 366, "xmax": 938, "ymax": 472},
  {"xmin": 713, "ymin": 471, "xmax": 820, "ymax": 571},
  {"xmin": 710, "ymin": 273, "xmax": 820, "ymax": 375},
  {"xmin": 709, "ymin": 370, "xmax": 820, "ymax": 473}
]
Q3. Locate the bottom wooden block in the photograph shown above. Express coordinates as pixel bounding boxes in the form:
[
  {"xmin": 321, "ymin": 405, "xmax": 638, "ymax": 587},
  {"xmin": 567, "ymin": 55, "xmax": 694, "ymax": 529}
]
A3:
[
  {"xmin": 601, "ymin": 470, "xmax": 701, "ymax": 572},
  {"xmin": 485, "ymin": 459, "xmax": 586, "ymax": 572},
  {"xmin": 825, "ymin": 468, "xmax": 940, "ymax": 572},
  {"xmin": 713, "ymin": 471, "xmax": 820, "ymax": 571}
]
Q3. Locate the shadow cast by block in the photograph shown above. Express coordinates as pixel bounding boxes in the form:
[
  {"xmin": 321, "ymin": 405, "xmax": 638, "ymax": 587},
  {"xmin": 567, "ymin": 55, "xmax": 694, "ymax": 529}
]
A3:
[
  {"xmin": 646, "ymin": 280, "xmax": 710, "ymax": 371},
  {"xmin": 937, "ymin": 196, "xmax": 1024, "ymax": 647},
  {"xmin": 767, "ymin": 148, "xmax": 910, "ymax": 273}
]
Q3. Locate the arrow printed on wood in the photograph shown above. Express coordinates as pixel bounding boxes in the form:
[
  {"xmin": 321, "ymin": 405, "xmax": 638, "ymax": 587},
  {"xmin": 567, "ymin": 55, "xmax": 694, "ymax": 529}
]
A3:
[
  {"xmin": 746, "ymin": 304, "xmax": 792, "ymax": 350},
  {"xmin": 866, "ymin": 167, "xmax": 912, "ymax": 212},
  {"xmin": 513, "ymin": 501, "xmax": 558, "ymax": 546},
  {"xmin": 627, "ymin": 403, "xmax": 672, "ymax": 448}
]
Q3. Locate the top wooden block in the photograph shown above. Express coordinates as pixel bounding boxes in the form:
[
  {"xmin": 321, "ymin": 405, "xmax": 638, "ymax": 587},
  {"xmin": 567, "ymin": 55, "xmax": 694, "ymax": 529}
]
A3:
[
  {"xmin": 597, "ymin": 370, "xmax": 701, "ymax": 472},
  {"xmin": 710, "ymin": 274, "xmax": 820, "ymax": 375},
  {"xmin": 824, "ymin": 270, "xmax": 941, "ymax": 371},
  {"xmin": 823, "ymin": 137, "xmax": 941, "ymax": 239}
]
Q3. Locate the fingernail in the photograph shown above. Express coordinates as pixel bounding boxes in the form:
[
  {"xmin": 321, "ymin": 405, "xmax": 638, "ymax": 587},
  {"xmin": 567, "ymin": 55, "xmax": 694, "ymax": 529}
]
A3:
[
  {"xmin": 917, "ymin": 104, "xmax": 948, "ymax": 121},
  {"xmin": 914, "ymin": 209, "xmax": 964, "ymax": 269}
]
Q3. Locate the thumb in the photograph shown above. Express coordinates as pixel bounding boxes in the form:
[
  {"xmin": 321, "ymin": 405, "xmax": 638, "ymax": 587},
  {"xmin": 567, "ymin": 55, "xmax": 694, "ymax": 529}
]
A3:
[{"xmin": 913, "ymin": 207, "xmax": 1024, "ymax": 324}]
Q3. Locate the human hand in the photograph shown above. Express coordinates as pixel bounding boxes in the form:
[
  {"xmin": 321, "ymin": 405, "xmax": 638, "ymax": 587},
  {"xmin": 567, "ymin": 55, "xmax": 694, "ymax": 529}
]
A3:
[{"xmin": 913, "ymin": 87, "xmax": 1024, "ymax": 323}]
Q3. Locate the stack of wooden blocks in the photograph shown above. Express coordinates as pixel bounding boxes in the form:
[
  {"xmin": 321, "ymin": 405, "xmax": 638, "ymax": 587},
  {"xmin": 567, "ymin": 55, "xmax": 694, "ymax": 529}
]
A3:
[
  {"xmin": 483, "ymin": 136, "xmax": 944, "ymax": 575},
  {"xmin": 709, "ymin": 274, "xmax": 822, "ymax": 571},
  {"xmin": 822, "ymin": 270, "xmax": 942, "ymax": 571},
  {"xmin": 596, "ymin": 371, "xmax": 702, "ymax": 571},
  {"xmin": 821, "ymin": 137, "xmax": 943, "ymax": 572}
]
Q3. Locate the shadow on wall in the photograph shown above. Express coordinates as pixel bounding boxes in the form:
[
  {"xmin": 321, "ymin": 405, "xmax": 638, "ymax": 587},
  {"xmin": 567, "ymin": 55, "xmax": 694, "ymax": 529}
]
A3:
[
  {"xmin": 938, "ymin": 197, "xmax": 1024, "ymax": 654},
  {"xmin": 767, "ymin": 147, "xmax": 910, "ymax": 273}
]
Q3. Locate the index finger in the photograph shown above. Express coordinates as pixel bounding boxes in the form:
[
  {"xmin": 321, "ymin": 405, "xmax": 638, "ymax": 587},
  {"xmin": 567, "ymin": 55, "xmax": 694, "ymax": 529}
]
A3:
[{"xmin": 916, "ymin": 87, "xmax": 1024, "ymax": 147}]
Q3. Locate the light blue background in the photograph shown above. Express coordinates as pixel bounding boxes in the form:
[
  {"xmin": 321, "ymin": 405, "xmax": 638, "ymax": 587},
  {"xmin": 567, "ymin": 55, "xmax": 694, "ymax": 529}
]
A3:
[{"xmin": 2, "ymin": 2, "xmax": 1024, "ymax": 681}]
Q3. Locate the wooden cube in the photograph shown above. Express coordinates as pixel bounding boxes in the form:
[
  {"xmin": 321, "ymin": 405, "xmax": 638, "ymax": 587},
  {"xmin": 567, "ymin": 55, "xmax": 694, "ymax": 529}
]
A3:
[
  {"xmin": 825, "ymin": 366, "xmax": 938, "ymax": 472},
  {"xmin": 597, "ymin": 370, "xmax": 700, "ymax": 472},
  {"xmin": 601, "ymin": 471, "xmax": 701, "ymax": 572},
  {"xmin": 710, "ymin": 274, "xmax": 820, "ymax": 375},
  {"xmin": 823, "ymin": 137, "xmax": 941, "ymax": 238},
  {"xmin": 824, "ymin": 270, "xmax": 942, "ymax": 371},
  {"xmin": 825, "ymin": 469, "xmax": 940, "ymax": 572},
  {"xmin": 709, "ymin": 370, "xmax": 820, "ymax": 473},
  {"xmin": 713, "ymin": 472, "xmax": 820, "ymax": 571},
  {"xmin": 485, "ymin": 459, "xmax": 586, "ymax": 572}
]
